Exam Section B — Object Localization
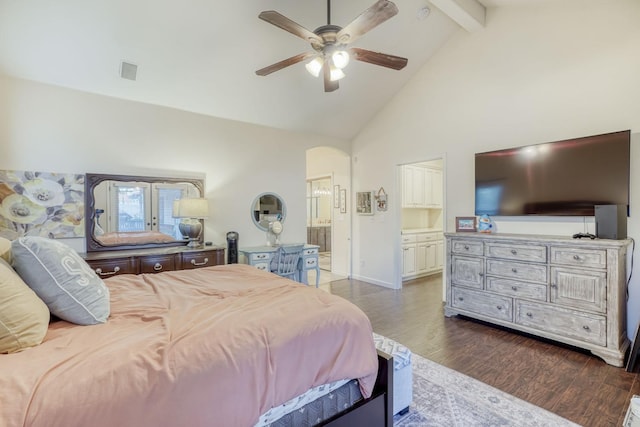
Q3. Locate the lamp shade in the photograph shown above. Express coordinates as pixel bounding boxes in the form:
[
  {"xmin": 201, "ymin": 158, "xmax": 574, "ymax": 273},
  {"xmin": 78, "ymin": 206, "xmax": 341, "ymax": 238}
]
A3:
[{"xmin": 174, "ymin": 198, "xmax": 209, "ymax": 219}]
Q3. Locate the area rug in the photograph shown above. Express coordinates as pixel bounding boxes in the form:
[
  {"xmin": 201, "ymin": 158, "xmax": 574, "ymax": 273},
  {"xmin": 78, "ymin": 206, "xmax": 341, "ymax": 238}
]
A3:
[{"xmin": 393, "ymin": 350, "xmax": 581, "ymax": 427}]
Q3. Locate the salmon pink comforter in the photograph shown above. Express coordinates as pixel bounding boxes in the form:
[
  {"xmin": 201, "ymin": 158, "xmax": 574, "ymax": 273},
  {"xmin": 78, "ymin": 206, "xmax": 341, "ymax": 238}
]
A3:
[{"xmin": 0, "ymin": 264, "xmax": 378, "ymax": 427}]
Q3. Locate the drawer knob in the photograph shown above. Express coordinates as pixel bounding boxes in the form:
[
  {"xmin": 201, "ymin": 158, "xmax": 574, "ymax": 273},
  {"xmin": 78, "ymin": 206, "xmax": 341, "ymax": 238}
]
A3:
[
  {"xmin": 191, "ymin": 257, "xmax": 209, "ymax": 266},
  {"xmin": 496, "ymin": 305, "xmax": 503, "ymax": 310},
  {"xmin": 511, "ymin": 286, "xmax": 518, "ymax": 291},
  {"xmin": 550, "ymin": 284, "xmax": 557, "ymax": 289},
  {"xmin": 573, "ymin": 255, "xmax": 582, "ymax": 261},
  {"xmin": 458, "ymin": 297, "xmax": 464, "ymax": 301},
  {"xmin": 479, "ymin": 273, "xmax": 484, "ymax": 277},
  {"xmin": 526, "ymin": 312, "xmax": 533, "ymax": 317},
  {"xmin": 511, "ymin": 249, "xmax": 517, "ymax": 255},
  {"xmin": 464, "ymin": 245, "xmax": 470, "ymax": 250},
  {"xmin": 511, "ymin": 268, "xmax": 518, "ymax": 273},
  {"xmin": 153, "ymin": 263, "xmax": 163, "ymax": 271},
  {"xmin": 583, "ymin": 325, "xmax": 590, "ymax": 331},
  {"xmin": 95, "ymin": 266, "xmax": 120, "ymax": 276}
]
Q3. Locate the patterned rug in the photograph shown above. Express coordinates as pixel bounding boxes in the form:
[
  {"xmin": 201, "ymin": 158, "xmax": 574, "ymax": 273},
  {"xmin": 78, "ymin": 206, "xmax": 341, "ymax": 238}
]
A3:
[{"xmin": 393, "ymin": 351, "xmax": 581, "ymax": 427}]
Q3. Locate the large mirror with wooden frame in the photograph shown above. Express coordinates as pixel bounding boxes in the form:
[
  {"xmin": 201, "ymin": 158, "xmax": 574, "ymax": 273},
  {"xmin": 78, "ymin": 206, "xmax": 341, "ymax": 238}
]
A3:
[{"xmin": 85, "ymin": 173, "xmax": 204, "ymax": 252}]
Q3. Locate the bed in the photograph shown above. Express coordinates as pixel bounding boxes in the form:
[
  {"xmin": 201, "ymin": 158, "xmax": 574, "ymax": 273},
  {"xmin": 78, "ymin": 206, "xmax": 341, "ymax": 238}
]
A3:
[{"xmin": 0, "ymin": 260, "xmax": 392, "ymax": 427}]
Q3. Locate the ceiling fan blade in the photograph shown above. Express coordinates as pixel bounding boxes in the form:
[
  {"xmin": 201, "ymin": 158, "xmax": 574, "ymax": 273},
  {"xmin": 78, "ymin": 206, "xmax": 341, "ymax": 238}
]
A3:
[
  {"xmin": 323, "ymin": 63, "xmax": 339, "ymax": 92},
  {"xmin": 259, "ymin": 11, "xmax": 324, "ymax": 46},
  {"xmin": 351, "ymin": 47, "xmax": 408, "ymax": 70},
  {"xmin": 256, "ymin": 52, "xmax": 315, "ymax": 76},
  {"xmin": 336, "ymin": 0, "xmax": 399, "ymax": 45}
]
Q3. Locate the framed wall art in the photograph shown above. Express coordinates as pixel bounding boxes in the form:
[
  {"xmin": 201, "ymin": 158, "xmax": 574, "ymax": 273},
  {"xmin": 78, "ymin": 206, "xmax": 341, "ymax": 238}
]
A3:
[{"xmin": 356, "ymin": 191, "xmax": 374, "ymax": 215}]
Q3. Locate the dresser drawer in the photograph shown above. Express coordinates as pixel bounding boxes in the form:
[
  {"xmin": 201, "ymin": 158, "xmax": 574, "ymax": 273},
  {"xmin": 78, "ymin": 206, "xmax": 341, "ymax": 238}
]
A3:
[
  {"xmin": 401, "ymin": 234, "xmax": 417, "ymax": 244},
  {"xmin": 140, "ymin": 254, "xmax": 176, "ymax": 274},
  {"xmin": 303, "ymin": 257, "xmax": 318, "ymax": 269},
  {"xmin": 249, "ymin": 252, "xmax": 272, "ymax": 263},
  {"xmin": 486, "ymin": 277, "xmax": 547, "ymax": 301},
  {"xmin": 515, "ymin": 300, "xmax": 606, "ymax": 346},
  {"xmin": 254, "ymin": 262, "xmax": 270, "ymax": 271},
  {"xmin": 486, "ymin": 259, "xmax": 547, "ymax": 283},
  {"xmin": 451, "ymin": 286, "xmax": 513, "ymax": 322},
  {"xmin": 303, "ymin": 247, "xmax": 319, "ymax": 256},
  {"xmin": 451, "ymin": 239, "xmax": 483, "ymax": 256},
  {"xmin": 550, "ymin": 247, "xmax": 607, "ymax": 269},
  {"xmin": 485, "ymin": 243, "xmax": 547, "ymax": 263},
  {"xmin": 181, "ymin": 251, "xmax": 216, "ymax": 270},
  {"xmin": 87, "ymin": 258, "xmax": 137, "ymax": 277},
  {"xmin": 416, "ymin": 233, "xmax": 441, "ymax": 243}
]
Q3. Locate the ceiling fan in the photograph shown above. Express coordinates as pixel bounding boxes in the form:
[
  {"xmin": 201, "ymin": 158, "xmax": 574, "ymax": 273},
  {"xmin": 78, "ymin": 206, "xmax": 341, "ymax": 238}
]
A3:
[{"xmin": 255, "ymin": 0, "xmax": 408, "ymax": 92}]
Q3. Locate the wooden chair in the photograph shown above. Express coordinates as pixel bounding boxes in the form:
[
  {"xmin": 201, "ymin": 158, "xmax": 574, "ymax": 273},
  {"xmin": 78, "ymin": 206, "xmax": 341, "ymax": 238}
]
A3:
[{"xmin": 270, "ymin": 244, "xmax": 305, "ymax": 282}]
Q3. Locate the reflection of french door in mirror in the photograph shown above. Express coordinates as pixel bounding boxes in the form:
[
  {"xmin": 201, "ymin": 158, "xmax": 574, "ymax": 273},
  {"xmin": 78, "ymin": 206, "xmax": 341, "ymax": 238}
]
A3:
[
  {"xmin": 306, "ymin": 177, "xmax": 332, "ymax": 271},
  {"xmin": 106, "ymin": 182, "xmax": 196, "ymax": 238}
]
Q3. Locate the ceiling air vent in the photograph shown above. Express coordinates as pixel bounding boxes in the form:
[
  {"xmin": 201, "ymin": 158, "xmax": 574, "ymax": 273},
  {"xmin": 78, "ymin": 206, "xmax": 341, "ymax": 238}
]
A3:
[{"xmin": 120, "ymin": 61, "xmax": 138, "ymax": 81}]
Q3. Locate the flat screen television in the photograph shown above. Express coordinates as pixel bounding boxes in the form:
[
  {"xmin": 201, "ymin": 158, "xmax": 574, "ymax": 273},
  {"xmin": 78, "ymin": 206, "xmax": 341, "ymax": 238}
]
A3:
[{"xmin": 475, "ymin": 130, "xmax": 630, "ymax": 216}]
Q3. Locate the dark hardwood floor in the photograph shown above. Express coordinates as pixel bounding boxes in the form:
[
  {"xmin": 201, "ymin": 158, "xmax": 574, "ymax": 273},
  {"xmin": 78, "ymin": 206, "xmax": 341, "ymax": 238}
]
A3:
[{"xmin": 326, "ymin": 274, "xmax": 639, "ymax": 427}]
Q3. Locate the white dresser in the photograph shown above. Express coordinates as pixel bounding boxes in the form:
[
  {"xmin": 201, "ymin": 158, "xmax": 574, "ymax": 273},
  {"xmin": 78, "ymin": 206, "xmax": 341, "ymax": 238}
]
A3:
[{"xmin": 444, "ymin": 232, "xmax": 631, "ymax": 366}]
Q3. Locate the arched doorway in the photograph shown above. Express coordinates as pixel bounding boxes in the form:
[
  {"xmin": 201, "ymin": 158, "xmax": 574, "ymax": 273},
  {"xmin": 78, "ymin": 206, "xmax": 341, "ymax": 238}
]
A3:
[{"xmin": 306, "ymin": 147, "xmax": 351, "ymax": 285}]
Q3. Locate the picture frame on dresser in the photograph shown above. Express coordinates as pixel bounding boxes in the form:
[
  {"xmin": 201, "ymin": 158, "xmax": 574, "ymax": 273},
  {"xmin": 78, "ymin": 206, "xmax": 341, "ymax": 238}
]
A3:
[{"xmin": 455, "ymin": 216, "xmax": 477, "ymax": 232}]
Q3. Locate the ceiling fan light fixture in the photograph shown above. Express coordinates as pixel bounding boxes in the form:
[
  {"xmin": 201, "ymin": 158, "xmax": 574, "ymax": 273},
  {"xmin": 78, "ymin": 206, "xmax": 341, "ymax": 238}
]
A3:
[
  {"xmin": 332, "ymin": 50, "xmax": 350, "ymax": 69},
  {"xmin": 305, "ymin": 57, "xmax": 324, "ymax": 77},
  {"xmin": 329, "ymin": 66, "xmax": 345, "ymax": 82}
]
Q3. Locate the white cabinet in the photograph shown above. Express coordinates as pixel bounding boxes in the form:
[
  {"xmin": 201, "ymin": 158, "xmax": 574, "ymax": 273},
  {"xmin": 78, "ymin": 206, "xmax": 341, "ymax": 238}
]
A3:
[
  {"xmin": 402, "ymin": 165, "xmax": 442, "ymax": 208},
  {"xmin": 402, "ymin": 165, "xmax": 426, "ymax": 207},
  {"xmin": 402, "ymin": 232, "xmax": 443, "ymax": 280},
  {"xmin": 425, "ymin": 168, "xmax": 443, "ymax": 208},
  {"xmin": 445, "ymin": 232, "xmax": 630, "ymax": 366},
  {"xmin": 402, "ymin": 234, "xmax": 417, "ymax": 277}
]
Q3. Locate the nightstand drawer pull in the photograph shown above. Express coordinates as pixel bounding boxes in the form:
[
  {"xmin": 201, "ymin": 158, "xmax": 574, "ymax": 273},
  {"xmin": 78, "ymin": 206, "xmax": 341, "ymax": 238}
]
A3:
[
  {"xmin": 583, "ymin": 325, "xmax": 590, "ymax": 331},
  {"xmin": 511, "ymin": 286, "xmax": 518, "ymax": 291},
  {"xmin": 95, "ymin": 266, "xmax": 120, "ymax": 276},
  {"xmin": 256, "ymin": 254, "xmax": 267, "ymax": 259},
  {"xmin": 574, "ymin": 255, "xmax": 581, "ymax": 260},
  {"xmin": 511, "ymin": 268, "xmax": 518, "ymax": 273},
  {"xmin": 511, "ymin": 249, "xmax": 517, "ymax": 255},
  {"xmin": 153, "ymin": 263, "xmax": 163, "ymax": 271},
  {"xmin": 191, "ymin": 257, "xmax": 209, "ymax": 266},
  {"xmin": 464, "ymin": 245, "xmax": 470, "ymax": 250},
  {"xmin": 496, "ymin": 305, "xmax": 503, "ymax": 310},
  {"xmin": 526, "ymin": 312, "xmax": 533, "ymax": 317}
]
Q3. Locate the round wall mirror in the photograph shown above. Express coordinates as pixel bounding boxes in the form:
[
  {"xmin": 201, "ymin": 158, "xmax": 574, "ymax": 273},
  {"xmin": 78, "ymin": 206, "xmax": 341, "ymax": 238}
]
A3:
[{"xmin": 251, "ymin": 192, "xmax": 286, "ymax": 231}]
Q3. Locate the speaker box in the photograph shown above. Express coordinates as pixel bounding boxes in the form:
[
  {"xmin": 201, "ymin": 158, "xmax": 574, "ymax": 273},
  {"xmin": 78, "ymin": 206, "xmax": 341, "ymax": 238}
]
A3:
[{"xmin": 595, "ymin": 204, "xmax": 627, "ymax": 240}]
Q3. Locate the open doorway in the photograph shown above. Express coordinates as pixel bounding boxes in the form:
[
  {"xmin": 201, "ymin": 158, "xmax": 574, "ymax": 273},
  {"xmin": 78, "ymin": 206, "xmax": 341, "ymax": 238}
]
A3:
[
  {"xmin": 306, "ymin": 177, "xmax": 332, "ymax": 270},
  {"xmin": 306, "ymin": 147, "xmax": 351, "ymax": 286},
  {"xmin": 399, "ymin": 157, "xmax": 445, "ymax": 292}
]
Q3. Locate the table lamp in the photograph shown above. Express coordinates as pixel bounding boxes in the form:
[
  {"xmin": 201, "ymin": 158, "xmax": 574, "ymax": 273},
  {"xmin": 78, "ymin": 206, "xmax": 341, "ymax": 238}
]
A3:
[{"xmin": 173, "ymin": 198, "xmax": 209, "ymax": 248}]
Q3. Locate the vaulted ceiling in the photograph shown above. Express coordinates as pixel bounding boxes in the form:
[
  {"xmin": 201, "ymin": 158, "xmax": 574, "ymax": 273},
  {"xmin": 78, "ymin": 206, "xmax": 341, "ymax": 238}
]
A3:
[{"xmin": 0, "ymin": 0, "xmax": 544, "ymax": 140}]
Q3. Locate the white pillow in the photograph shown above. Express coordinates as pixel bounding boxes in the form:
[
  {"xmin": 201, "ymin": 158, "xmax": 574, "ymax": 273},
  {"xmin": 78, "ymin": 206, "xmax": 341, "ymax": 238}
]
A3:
[{"xmin": 11, "ymin": 237, "xmax": 110, "ymax": 325}]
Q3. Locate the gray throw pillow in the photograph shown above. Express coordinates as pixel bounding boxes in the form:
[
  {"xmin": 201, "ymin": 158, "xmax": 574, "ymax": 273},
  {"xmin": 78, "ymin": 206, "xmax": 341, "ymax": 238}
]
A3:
[{"xmin": 11, "ymin": 236, "xmax": 109, "ymax": 325}]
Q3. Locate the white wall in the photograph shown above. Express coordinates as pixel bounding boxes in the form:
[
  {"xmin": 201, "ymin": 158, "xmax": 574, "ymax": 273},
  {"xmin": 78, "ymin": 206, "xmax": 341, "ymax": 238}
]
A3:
[
  {"xmin": 306, "ymin": 147, "xmax": 351, "ymax": 277},
  {"xmin": 351, "ymin": 0, "xmax": 640, "ymax": 336},
  {"xmin": 0, "ymin": 76, "xmax": 350, "ymax": 254}
]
